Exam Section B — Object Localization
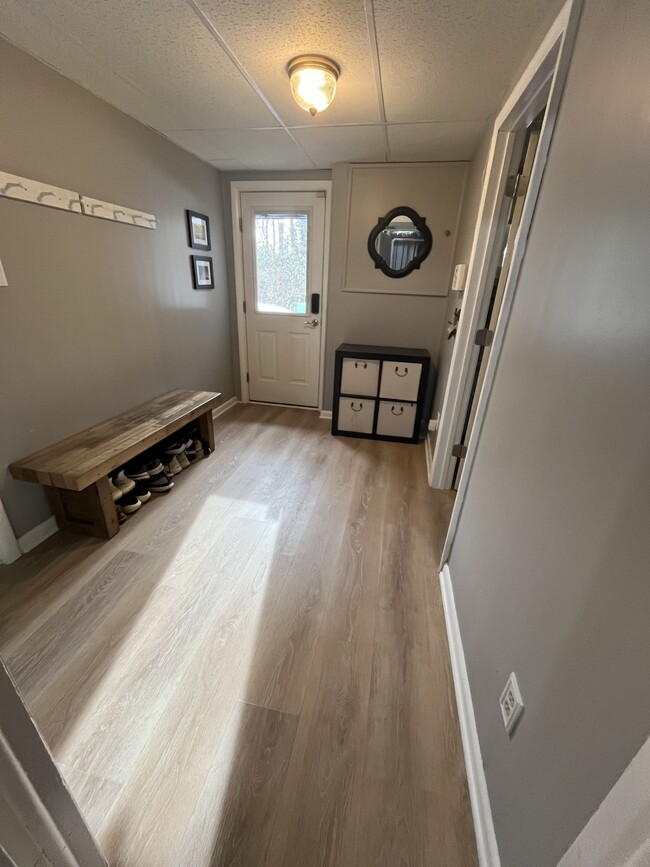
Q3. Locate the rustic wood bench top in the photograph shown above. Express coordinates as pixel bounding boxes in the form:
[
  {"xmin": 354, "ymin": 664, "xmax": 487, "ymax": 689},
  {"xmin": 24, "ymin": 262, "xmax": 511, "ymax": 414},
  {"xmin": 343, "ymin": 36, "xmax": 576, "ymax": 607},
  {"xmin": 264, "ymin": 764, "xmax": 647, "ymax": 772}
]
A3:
[{"xmin": 9, "ymin": 389, "xmax": 222, "ymax": 492}]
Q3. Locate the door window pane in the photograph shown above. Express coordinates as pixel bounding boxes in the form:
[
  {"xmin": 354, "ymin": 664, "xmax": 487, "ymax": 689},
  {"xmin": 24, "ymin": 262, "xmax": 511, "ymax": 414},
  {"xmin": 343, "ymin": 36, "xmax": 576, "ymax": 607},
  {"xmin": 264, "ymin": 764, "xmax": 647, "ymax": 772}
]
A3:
[{"xmin": 254, "ymin": 212, "xmax": 309, "ymax": 314}]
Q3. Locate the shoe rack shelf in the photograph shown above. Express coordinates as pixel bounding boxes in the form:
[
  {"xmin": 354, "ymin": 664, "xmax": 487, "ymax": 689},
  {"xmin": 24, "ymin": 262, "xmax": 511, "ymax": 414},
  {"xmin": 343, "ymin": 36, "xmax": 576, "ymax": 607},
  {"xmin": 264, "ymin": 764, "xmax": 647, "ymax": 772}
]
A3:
[{"xmin": 9, "ymin": 390, "xmax": 222, "ymax": 539}]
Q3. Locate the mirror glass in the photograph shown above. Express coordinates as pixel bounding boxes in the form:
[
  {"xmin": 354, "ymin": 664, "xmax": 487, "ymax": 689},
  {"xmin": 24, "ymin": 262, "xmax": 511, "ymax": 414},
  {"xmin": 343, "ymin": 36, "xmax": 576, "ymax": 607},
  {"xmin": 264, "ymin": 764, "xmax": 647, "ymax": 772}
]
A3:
[
  {"xmin": 375, "ymin": 216, "xmax": 425, "ymax": 272},
  {"xmin": 368, "ymin": 207, "xmax": 433, "ymax": 278}
]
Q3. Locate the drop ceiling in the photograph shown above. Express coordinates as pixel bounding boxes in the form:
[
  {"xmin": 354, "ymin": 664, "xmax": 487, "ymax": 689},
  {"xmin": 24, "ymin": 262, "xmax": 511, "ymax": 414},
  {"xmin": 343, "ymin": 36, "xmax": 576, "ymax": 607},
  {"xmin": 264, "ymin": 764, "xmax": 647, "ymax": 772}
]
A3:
[{"xmin": 0, "ymin": 0, "xmax": 561, "ymax": 170}]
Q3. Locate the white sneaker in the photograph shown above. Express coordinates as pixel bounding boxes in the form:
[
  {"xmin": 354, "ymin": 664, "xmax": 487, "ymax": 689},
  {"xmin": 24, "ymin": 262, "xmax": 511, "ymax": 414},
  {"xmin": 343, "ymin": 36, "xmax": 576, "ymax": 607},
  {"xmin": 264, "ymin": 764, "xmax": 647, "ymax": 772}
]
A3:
[
  {"xmin": 108, "ymin": 477, "xmax": 123, "ymax": 501},
  {"xmin": 167, "ymin": 455, "xmax": 183, "ymax": 475},
  {"xmin": 177, "ymin": 452, "xmax": 190, "ymax": 470},
  {"xmin": 113, "ymin": 470, "xmax": 135, "ymax": 495}
]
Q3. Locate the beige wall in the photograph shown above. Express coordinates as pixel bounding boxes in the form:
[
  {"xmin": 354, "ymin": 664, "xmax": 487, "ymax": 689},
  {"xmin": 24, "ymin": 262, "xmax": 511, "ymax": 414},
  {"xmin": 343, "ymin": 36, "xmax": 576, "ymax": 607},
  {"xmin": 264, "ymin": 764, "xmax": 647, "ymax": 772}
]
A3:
[
  {"xmin": 0, "ymin": 39, "xmax": 234, "ymax": 538},
  {"xmin": 447, "ymin": 1, "xmax": 650, "ymax": 864},
  {"xmin": 323, "ymin": 161, "xmax": 468, "ymax": 409}
]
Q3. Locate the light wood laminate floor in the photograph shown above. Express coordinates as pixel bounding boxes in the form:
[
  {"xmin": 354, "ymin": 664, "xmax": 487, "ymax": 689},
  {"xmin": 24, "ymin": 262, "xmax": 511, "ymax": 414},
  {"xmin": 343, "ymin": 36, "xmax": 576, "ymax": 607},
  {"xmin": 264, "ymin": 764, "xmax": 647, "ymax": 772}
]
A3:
[{"xmin": 0, "ymin": 404, "xmax": 477, "ymax": 867}]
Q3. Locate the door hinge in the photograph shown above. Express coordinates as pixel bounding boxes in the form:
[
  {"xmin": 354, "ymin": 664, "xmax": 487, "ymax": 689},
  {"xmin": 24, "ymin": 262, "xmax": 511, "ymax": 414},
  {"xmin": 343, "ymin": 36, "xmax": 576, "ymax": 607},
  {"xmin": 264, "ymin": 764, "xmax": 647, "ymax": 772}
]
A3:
[
  {"xmin": 452, "ymin": 443, "xmax": 468, "ymax": 459},
  {"xmin": 505, "ymin": 171, "xmax": 529, "ymax": 199},
  {"xmin": 238, "ymin": 217, "xmax": 243, "ymax": 232},
  {"xmin": 246, "ymin": 372, "xmax": 249, "ymax": 383},
  {"xmin": 475, "ymin": 328, "xmax": 494, "ymax": 347},
  {"xmin": 243, "ymin": 300, "xmax": 247, "ymax": 313}
]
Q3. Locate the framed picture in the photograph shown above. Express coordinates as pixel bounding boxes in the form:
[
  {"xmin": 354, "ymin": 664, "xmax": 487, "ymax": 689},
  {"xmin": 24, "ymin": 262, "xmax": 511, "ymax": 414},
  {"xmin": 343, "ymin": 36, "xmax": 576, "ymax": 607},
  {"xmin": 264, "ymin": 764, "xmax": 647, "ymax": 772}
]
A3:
[
  {"xmin": 186, "ymin": 210, "xmax": 211, "ymax": 250},
  {"xmin": 191, "ymin": 255, "xmax": 214, "ymax": 290}
]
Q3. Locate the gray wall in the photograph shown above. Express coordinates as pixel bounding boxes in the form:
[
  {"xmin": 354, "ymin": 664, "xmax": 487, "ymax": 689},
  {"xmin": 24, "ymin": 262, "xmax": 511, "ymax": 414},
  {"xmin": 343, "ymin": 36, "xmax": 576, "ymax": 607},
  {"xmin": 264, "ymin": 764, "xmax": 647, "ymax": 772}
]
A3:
[
  {"xmin": 323, "ymin": 161, "xmax": 468, "ymax": 410},
  {"xmin": 0, "ymin": 38, "xmax": 233, "ymax": 538},
  {"xmin": 220, "ymin": 170, "xmax": 332, "ymax": 397},
  {"xmin": 447, "ymin": 1, "xmax": 650, "ymax": 865}
]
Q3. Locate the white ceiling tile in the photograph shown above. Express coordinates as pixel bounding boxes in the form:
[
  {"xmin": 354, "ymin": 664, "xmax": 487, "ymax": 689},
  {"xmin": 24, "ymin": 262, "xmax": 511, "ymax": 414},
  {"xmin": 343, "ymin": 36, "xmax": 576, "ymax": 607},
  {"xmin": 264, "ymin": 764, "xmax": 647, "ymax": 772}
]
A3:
[
  {"xmin": 197, "ymin": 0, "xmax": 382, "ymax": 127},
  {"xmin": 200, "ymin": 129, "xmax": 314, "ymax": 170},
  {"xmin": 1, "ymin": 0, "xmax": 563, "ymax": 169},
  {"xmin": 292, "ymin": 125, "xmax": 388, "ymax": 168},
  {"xmin": 387, "ymin": 121, "xmax": 486, "ymax": 162},
  {"xmin": 0, "ymin": 0, "xmax": 279, "ymax": 130},
  {"xmin": 374, "ymin": 0, "xmax": 562, "ymax": 123}
]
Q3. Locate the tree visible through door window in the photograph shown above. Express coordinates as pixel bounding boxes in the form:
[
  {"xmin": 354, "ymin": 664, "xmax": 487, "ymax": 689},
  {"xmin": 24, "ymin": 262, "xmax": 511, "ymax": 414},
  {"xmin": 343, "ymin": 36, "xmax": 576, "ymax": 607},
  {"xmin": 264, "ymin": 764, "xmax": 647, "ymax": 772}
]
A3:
[{"xmin": 254, "ymin": 212, "xmax": 309, "ymax": 314}]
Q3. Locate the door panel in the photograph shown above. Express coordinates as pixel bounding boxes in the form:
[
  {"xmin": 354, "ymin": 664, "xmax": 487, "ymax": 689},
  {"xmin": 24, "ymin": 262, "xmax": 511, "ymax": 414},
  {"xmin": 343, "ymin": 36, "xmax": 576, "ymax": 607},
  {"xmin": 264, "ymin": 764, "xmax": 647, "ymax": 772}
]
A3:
[
  {"xmin": 241, "ymin": 192, "xmax": 325, "ymax": 407},
  {"xmin": 289, "ymin": 333, "xmax": 310, "ymax": 383},
  {"xmin": 257, "ymin": 332, "xmax": 278, "ymax": 381}
]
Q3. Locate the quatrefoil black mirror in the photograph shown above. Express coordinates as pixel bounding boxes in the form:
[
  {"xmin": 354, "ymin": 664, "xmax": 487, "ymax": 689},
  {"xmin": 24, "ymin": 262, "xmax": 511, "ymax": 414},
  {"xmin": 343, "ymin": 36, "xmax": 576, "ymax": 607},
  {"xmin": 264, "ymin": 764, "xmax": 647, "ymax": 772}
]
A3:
[{"xmin": 368, "ymin": 206, "xmax": 433, "ymax": 278}]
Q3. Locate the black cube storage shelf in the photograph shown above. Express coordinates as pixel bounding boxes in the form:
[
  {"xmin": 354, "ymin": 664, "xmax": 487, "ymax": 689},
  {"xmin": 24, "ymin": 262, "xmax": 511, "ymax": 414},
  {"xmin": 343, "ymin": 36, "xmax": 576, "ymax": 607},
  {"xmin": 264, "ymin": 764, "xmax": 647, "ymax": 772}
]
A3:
[{"xmin": 332, "ymin": 343, "xmax": 435, "ymax": 444}]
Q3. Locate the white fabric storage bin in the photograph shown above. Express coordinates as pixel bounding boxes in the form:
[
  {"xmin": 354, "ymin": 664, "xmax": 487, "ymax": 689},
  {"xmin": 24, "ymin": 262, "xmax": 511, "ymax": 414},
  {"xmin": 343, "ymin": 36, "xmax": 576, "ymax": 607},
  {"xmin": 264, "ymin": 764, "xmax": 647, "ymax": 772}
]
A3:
[
  {"xmin": 337, "ymin": 398, "xmax": 376, "ymax": 434},
  {"xmin": 379, "ymin": 362, "xmax": 422, "ymax": 401},
  {"xmin": 340, "ymin": 357, "xmax": 380, "ymax": 396},
  {"xmin": 376, "ymin": 400, "xmax": 417, "ymax": 439}
]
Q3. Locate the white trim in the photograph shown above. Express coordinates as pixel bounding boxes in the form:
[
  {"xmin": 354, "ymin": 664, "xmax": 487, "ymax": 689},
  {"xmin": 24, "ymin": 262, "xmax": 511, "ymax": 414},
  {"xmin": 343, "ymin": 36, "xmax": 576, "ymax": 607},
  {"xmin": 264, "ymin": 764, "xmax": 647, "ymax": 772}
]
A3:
[
  {"xmin": 230, "ymin": 180, "xmax": 332, "ymax": 410},
  {"xmin": 319, "ymin": 410, "xmax": 332, "ymax": 420},
  {"xmin": 430, "ymin": 0, "xmax": 580, "ymax": 495},
  {"xmin": 212, "ymin": 396, "xmax": 239, "ymax": 419},
  {"xmin": 241, "ymin": 400, "xmax": 319, "ymax": 411},
  {"xmin": 18, "ymin": 516, "xmax": 58, "ymax": 555},
  {"xmin": 440, "ymin": 564, "xmax": 501, "ymax": 867},
  {"xmin": 438, "ymin": 0, "xmax": 583, "ymax": 565},
  {"xmin": 0, "ymin": 498, "xmax": 21, "ymax": 564},
  {"xmin": 425, "ymin": 430, "xmax": 434, "ymax": 478}
]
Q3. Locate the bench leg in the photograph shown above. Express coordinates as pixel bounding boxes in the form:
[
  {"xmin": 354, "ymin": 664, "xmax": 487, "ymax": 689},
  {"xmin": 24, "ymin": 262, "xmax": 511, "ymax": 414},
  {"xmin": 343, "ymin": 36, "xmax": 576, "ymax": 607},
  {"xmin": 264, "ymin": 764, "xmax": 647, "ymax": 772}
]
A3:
[
  {"xmin": 44, "ymin": 477, "xmax": 120, "ymax": 539},
  {"xmin": 197, "ymin": 410, "xmax": 215, "ymax": 453}
]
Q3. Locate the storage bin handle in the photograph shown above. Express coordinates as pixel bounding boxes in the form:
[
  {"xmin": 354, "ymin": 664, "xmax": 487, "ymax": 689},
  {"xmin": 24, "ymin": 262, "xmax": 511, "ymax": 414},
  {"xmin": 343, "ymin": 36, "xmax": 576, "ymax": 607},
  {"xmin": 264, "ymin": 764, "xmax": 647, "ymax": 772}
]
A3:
[
  {"xmin": 394, "ymin": 365, "xmax": 408, "ymax": 377},
  {"xmin": 391, "ymin": 406, "xmax": 404, "ymax": 416},
  {"xmin": 354, "ymin": 361, "xmax": 367, "ymax": 369},
  {"xmin": 351, "ymin": 401, "xmax": 363, "ymax": 412}
]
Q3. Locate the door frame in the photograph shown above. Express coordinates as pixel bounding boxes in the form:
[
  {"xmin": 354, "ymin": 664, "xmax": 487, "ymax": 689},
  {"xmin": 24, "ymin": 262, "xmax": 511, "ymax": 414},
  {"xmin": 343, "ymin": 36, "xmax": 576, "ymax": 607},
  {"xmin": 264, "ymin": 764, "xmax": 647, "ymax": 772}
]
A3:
[
  {"xmin": 430, "ymin": 0, "xmax": 582, "ymax": 566},
  {"xmin": 230, "ymin": 180, "xmax": 332, "ymax": 409}
]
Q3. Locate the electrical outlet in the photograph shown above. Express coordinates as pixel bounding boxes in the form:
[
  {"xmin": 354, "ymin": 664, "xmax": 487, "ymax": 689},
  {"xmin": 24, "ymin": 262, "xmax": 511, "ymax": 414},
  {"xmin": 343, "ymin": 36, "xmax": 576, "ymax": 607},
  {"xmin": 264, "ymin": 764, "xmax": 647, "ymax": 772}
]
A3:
[{"xmin": 499, "ymin": 672, "xmax": 524, "ymax": 734}]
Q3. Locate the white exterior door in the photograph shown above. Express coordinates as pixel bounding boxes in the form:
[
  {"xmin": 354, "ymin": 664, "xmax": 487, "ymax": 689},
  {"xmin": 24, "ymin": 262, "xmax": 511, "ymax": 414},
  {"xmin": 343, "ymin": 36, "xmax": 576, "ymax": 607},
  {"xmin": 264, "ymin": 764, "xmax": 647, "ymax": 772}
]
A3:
[{"xmin": 241, "ymin": 191, "xmax": 325, "ymax": 407}]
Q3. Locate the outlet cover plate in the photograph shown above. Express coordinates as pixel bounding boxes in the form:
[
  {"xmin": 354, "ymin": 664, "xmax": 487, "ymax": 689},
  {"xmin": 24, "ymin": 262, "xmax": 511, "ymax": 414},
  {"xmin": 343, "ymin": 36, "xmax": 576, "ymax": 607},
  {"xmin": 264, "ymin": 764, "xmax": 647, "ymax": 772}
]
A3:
[{"xmin": 500, "ymin": 672, "xmax": 524, "ymax": 734}]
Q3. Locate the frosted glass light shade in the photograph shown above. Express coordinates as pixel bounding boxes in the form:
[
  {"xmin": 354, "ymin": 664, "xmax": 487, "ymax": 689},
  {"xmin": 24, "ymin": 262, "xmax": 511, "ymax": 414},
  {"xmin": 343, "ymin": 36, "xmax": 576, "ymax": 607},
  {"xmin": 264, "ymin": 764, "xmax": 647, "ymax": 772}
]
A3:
[{"xmin": 288, "ymin": 56, "xmax": 339, "ymax": 117}]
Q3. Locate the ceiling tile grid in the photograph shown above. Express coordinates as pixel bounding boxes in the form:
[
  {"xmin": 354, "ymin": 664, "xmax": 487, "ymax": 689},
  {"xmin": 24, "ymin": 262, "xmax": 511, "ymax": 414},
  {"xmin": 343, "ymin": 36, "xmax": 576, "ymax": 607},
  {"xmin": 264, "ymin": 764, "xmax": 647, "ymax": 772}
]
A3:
[
  {"xmin": 198, "ymin": 0, "xmax": 382, "ymax": 127},
  {"xmin": 0, "ymin": 0, "xmax": 564, "ymax": 169}
]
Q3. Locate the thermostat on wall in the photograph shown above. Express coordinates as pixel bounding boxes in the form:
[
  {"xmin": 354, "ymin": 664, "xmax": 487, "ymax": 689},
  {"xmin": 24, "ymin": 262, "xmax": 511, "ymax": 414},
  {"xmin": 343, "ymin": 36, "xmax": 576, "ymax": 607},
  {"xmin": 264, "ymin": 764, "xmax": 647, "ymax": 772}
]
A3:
[{"xmin": 451, "ymin": 263, "xmax": 467, "ymax": 293}]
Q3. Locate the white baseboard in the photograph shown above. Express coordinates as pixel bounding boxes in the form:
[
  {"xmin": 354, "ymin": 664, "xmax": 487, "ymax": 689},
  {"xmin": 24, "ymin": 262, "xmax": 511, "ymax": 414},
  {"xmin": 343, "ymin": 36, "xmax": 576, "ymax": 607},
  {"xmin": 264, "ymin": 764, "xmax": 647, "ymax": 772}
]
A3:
[
  {"xmin": 440, "ymin": 564, "xmax": 501, "ymax": 867},
  {"xmin": 212, "ymin": 396, "xmax": 238, "ymax": 419},
  {"xmin": 319, "ymin": 410, "xmax": 332, "ymax": 420},
  {"xmin": 18, "ymin": 516, "xmax": 58, "ymax": 555},
  {"xmin": 425, "ymin": 431, "xmax": 434, "ymax": 482}
]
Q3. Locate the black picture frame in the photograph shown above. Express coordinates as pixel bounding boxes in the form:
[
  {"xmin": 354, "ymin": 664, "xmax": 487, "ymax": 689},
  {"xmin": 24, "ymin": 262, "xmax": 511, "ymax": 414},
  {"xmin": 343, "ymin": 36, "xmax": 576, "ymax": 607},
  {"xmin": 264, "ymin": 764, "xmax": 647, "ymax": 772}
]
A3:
[
  {"xmin": 367, "ymin": 206, "xmax": 433, "ymax": 278},
  {"xmin": 186, "ymin": 210, "xmax": 211, "ymax": 250},
  {"xmin": 191, "ymin": 255, "xmax": 214, "ymax": 290}
]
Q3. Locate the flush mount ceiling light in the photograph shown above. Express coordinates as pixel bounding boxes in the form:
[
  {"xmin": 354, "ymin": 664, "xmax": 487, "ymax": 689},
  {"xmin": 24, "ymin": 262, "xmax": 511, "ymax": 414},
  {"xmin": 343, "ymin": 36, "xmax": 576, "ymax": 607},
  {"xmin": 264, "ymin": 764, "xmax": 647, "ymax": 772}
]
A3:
[{"xmin": 287, "ymin": 55, "xmax": 340, "ymax": 117}]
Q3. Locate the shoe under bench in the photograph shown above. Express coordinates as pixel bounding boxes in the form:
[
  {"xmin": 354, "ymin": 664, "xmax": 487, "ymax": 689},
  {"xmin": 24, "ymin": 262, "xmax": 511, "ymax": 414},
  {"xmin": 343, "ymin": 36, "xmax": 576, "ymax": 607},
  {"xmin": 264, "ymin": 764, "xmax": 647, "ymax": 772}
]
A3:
[{"xmin": 9, "ymin": 389, "xmax": 222, "ymax": 540}]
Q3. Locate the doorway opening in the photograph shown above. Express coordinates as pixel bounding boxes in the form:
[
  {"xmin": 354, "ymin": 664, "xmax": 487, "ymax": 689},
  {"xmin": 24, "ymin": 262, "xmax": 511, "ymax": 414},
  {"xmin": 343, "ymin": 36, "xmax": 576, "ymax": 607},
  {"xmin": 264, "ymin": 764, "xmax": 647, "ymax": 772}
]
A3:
[
  {"xmin": 451, "ymin": 110, "xmax": 545, "ymax": 489},
  {"xmin": 231, "ymin": 181, "xmax": 332, "ymax": 410}
]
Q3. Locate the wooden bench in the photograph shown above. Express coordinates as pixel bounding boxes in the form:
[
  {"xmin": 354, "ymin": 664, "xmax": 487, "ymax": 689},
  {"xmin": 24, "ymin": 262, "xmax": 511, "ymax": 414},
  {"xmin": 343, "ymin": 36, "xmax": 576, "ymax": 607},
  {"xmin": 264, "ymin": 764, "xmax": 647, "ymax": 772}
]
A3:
[{"xmin": 9, "ymin": 389, "xmax": 222, "ymax": 540}]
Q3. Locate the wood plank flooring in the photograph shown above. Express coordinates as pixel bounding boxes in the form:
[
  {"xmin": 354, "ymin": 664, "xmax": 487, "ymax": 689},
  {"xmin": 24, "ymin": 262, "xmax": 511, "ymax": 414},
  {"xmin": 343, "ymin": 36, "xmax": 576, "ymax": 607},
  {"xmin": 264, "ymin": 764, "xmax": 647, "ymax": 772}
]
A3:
[{"xmin": 0, "ymin": 404, "xmax": 477, "ymax": 867}]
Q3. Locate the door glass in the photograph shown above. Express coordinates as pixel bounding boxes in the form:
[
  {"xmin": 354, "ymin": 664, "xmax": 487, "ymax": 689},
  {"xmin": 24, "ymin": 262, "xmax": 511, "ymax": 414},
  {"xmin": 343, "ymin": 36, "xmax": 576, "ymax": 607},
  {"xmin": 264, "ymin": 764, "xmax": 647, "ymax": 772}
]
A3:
[{"xmin": 254, "ymin": 211, "xmax": 309, "ymax": 314}]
